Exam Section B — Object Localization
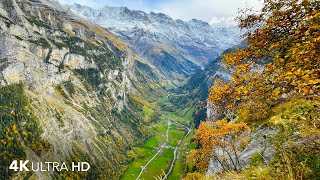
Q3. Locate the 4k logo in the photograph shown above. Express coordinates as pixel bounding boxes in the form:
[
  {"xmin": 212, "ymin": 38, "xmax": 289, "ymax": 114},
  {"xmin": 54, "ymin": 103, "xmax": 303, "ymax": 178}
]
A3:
[
  {"xmin": 9, "ymin": 160, "xmax": 29, "ymax": 171},
  {"xmin": 8, "ymin": 160, "xmax": 90, "ymax": 172}
]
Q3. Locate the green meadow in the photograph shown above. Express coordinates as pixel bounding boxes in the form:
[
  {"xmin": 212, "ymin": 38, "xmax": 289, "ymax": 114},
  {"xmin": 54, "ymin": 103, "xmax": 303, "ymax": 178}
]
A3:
[{"xmin": 121, "ymin": 107, "xmax": 195, "ymax": 180}]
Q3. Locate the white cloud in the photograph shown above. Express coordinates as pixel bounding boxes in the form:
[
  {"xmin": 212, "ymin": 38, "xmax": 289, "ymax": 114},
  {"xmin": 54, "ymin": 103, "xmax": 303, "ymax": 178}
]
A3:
[
  {"xmin": 209, "ymin": 16, "xmax": 237, "ymax": 27},
  {"xmin": 154, "ymin": 0, "xmax": 262, "ymax": 23}
]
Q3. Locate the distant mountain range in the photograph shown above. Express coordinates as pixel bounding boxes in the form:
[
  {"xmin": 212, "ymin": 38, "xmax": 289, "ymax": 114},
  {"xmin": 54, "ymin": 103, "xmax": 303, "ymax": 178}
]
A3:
[{"xmin": 69, "ymin": 4, "xmax": 242, "ymax": 84}]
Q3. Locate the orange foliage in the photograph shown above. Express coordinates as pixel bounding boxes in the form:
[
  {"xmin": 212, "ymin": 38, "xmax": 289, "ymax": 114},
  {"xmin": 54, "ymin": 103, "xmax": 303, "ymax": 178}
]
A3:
[
  {"xmin": 188, "ymin": 119, "xmax": 249, "ymax": 172},
  {"xmin": 12, "ymin": 124, "xmax": 18, "ymax": 134},
  {"xmin": 209, "ymin": 0, "xmax": 319, "ymax": 120}
]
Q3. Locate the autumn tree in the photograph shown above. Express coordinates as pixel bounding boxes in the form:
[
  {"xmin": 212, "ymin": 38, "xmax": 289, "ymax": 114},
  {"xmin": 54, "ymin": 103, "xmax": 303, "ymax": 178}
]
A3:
[
  {"xmin": 189, "ymin": 0, "xmax": 319, "ymax": 176},
  {"xmin": 209, "ymin": 0, "xmax": 320, "ymax": 122},
  {"xmin": 0, "ymin": 84, "xmax": 49, "ymax": 179},
  {"xmin": 188, "ymin": 119, "xmax": 249, "ymax": 172}
]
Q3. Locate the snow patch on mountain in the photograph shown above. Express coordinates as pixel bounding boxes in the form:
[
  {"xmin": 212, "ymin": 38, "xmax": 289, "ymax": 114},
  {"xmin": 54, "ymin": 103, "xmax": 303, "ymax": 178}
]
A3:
[{"xmin": 70, "ymin": 4, "xmax": 241, "ymax": 65}]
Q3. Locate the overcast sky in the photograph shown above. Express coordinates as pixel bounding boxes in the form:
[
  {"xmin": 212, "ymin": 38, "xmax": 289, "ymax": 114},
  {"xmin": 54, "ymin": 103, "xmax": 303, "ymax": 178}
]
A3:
[{"xmin": 58, "ymin": 0, "xmax": 262, "ymax": 26}]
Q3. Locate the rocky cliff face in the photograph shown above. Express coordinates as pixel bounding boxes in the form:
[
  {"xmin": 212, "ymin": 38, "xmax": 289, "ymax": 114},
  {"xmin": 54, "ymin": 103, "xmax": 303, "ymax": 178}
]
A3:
[
  {"xmin": 207, "ymin": 125, "xmax": 277, "ymax": 175},
  {"xmin": 0, "ymin": 0, "xmax": 165, "ymax": 179},
  {"xmin": 69, "ymin": 4, "xmax": 242, "ymax": 84}
]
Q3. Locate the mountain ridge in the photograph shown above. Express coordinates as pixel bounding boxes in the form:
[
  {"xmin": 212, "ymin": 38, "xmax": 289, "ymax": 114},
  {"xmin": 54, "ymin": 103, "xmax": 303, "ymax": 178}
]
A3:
[
  {"xmin": 0, "ymin": 0, "xmax": 168, "ymax": 178},
  {"xmin": 69, "ymin": 3, "xmax": 242, "ymax": 84}
]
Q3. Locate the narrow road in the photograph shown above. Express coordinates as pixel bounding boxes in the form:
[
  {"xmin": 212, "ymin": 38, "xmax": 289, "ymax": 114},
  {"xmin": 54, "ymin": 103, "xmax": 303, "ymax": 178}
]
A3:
[
  {"xmin": 136, "ymin": 92, "xmax": 192, "ymax": 180},
  {"xmin": 162, "ymin": 123, "xmax": 192, "ymax": 180},
  {"xmin": 136, "ymin": 117, "xmax": 171, "ymax": 180},
  {"xmin": 166, "ymin": 118, "xmax": 170, "ymax": 143}
]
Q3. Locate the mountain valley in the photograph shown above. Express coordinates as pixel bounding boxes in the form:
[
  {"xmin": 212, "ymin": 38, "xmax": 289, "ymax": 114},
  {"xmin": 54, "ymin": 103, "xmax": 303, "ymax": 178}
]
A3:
[
  {"xmin": 0, "ymin": 0, "xmax": 235, "ymax": 179},
  {"xmin": 1, "ymin": 0, "xmax": 318, "ymax": 180}
]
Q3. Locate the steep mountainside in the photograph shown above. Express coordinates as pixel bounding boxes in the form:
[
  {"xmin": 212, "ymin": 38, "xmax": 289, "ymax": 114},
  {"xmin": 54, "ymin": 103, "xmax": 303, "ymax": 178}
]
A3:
[
  {"xmin": 0, "ymin": 0, "xmax": 166, "ymax": 179},
  {"xmin": 184, "ymin": 40, "xmax": 247, "ymax": 101},
  {"xmin": 69, "ymin": 4, "xmax": 241, "ymax": 84},
  {"xmin": 164, "ymin": 41, "xmax": 246, "ymax": 127}
]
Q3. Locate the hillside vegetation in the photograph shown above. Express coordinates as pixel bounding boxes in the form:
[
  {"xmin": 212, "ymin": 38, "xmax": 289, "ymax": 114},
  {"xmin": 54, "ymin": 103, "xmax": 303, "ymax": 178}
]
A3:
[
  {"xmin": 186, "ymin": 0, "xmax": 320, "ymax": 179},
  {"xmin": 0, "ymin": 0, "xmax": 167, "ymax": 179}
]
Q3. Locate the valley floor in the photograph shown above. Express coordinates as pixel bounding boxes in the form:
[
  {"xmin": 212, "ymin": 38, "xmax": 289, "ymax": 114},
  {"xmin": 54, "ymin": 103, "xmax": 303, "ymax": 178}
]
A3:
[{"xmin": 121, "ymin": 100, "xmax": 195, "ymax": 180}]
